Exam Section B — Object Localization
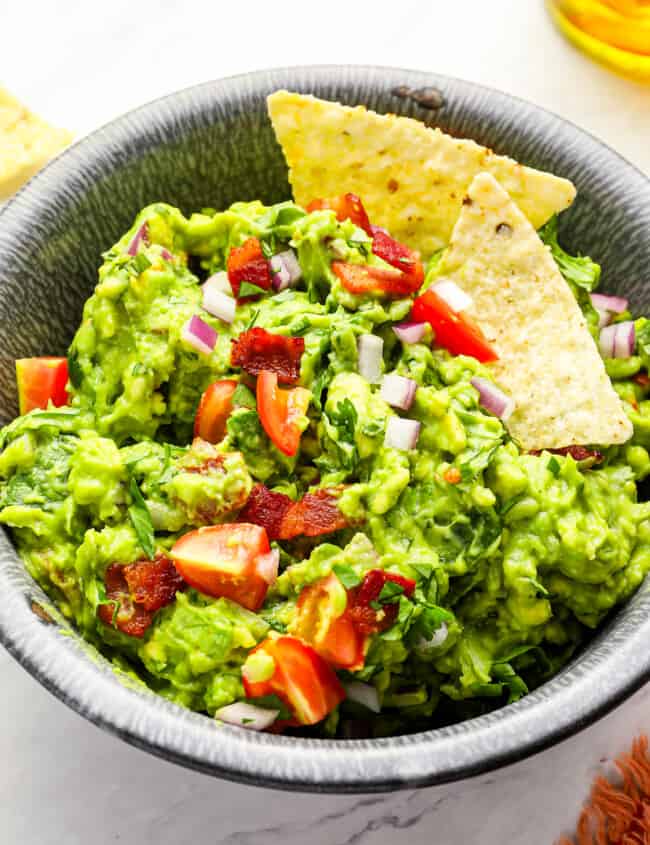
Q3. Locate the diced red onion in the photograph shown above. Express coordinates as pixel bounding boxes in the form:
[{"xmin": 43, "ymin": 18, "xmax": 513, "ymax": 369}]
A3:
[
  {"xmin": 380, "ymin": 374, "xmax": 417, "ymax": 411},
  {"xmin": 392, "ymin": 321, "xmax": 427, "ymax": 345},
  {"xmin": 269, "ymin": 250, "xmax": 302, "ymax": 292},
  {"xmin": 343, "ymin": 681, "xmax": 380, "ymax": 713},
  {"xmin": 591, "ymin": 293, "xmax": 628, "ymax": 314},
  {"xmin": 256, "ymin": 549, "xmax": 279, "ymax": 586},
  {"xmin": 202, "ymin": 286, "xmax": 236, "ymax": 324},
  {"xmin": 384, "ymin": 417, "xmax": 421, "ymax": 450},
  {"xmin": 596, "ymin": 308, "xmax": 612, "ymax": 329},
  {"xmin": 357, "ymin": 334, "xmax": 383, "ymax": 384},
  {"xmin": 470, "ymin": 377, "xmax": 515, "ymax": 420},
  {"xmin": 181, "ymin": 315, "xmax": 217, "ymax": 355},
  {"xmin": 599, "ymin": 321, "xmax": 635, "ymax": 359},
  {"xmin": 430, "ymin": 279, "xmax": 473, "ymax": 312},
  {"xmin": 127, "ymin": 222, "xmax": 149, "ymax": 256},
  {"xmin": 215, "ymin": 702, "xmax": 278, "ymax": 731},
  {"xmin": 161, "ymin": 248, "xmax": 173, "ymax": 261},
  {"xmin": 204, "ymin": 270, "xmax": 233, "ymax": 296},
  {"xmin": 417, "ymin": 622, "xmax": 449, "ymax": 652}
]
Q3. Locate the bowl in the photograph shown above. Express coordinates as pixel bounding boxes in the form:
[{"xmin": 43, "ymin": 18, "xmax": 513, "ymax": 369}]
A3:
[{"xmin": 1, "ymin": 65, "xmax": 649, "ymax": 793}]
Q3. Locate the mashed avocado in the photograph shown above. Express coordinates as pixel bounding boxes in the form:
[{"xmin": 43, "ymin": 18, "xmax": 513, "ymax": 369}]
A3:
[{"xmin": 1, "ymin": 197, "xmax": 648, "ymax": 738}]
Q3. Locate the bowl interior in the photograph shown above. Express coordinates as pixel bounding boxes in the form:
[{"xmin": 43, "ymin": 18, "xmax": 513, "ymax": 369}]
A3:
[{"xmin": 1, "ymin": 65, "xmax": 649, "ymax": 792}]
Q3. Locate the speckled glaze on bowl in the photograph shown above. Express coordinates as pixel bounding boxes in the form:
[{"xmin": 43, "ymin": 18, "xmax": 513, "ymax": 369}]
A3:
[{"xmin": 0, "ymin": 66, "xmax": 649, "ymax": 793}]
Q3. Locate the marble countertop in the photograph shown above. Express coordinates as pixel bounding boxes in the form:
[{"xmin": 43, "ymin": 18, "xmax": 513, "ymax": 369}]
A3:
[{"xmin": 2, "ymin": 2, "xmax": 649, "ymax": 843}]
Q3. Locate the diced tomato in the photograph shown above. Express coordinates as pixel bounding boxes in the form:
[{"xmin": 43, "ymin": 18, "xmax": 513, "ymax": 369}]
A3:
[
  {"xmin": 537, "ymin": 445, "xmax": 604, "ymax": 465},
  {"xmin": 226, "ymin": 237, "xmax": 272, "ymax": 300},
  {"xmin": 256, "ymin": 370, "xmax": 311, "ymax": 457},
  {"xmin": 243, "ymin": 635, "xmax": 345, "ymax": 726},
  {"xmin": 291, "ymin": 574, "xmax": 365, "ymax": 670},
  {"xmin": 231, "ymin": 328, "xmax": 305, "ymax": 384},
  {"xmin": 345, "ymin": 570, "xmax": 416, "ymax": 636},
  {"xmin": 443, "ymin": 467, "xmax": 462, "ymax": 484},
  {"xmin": 170, "ymin": 523, "xmax": 273, "ymax": 611},
  {"xmin": 194, "ymin": 379, "xmax": 237, "ymax": 443},
  {"xmin": 306, "ymin": 193, "xmax": 372, "ymax": 234},
  {"xmin": 98, "ymin": 554, "xmax": 185, "ymax": 637},
  {"xmin": 16, "ymin": 357, "xmax": 69, "ymax": 415},
  {"xmin": 238, "ymin": 484, "xmax": 349, "ymax": 541},
  {"xmin": 634, "ymin": 373, "xmax": 650, "ymax": 389},
  {"xmin": 370, "ymin": 226, "xmax": 424, "ymax": 286},
  {"xmin": 332, "ymin": 261, "xmax": 422, "ymax": 298},
  {"xmin": 411, "ymin": 289, "xmax": 498, "ymax": 363}
]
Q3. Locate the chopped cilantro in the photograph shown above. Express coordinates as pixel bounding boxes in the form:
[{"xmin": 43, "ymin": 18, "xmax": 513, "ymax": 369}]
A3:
[
  {"xmin": 247, "ymin": 694, "xmax": 291, "ymax": 721},
  {"xmin": 132, "ymin": 253, "xmax": 152, "ymax": 274},
  {"xmin": 238, "ymin": 282, "xmax": 267, "ymax": 298},
  {"xmin": 128, "ymin": 476, "xmax": 155, "ymax": 559},
  {"xmin": 332, "ymin": 564, "xmax": 362, "ymax": 590},
  {"xmin": 547, "ymin": 456, "xmax": 561, "ymax": 476}
]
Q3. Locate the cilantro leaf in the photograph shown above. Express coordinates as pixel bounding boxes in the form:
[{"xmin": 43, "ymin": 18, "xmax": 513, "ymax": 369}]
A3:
[
  {"xmin": 547, "ymin": 456, "xmax": 561, "ymax": 476},
  {"xmin": 539, "ymin": 216, "xmax": 601, "ymax": 292},
  {"xmin": 332, "ymin": 564, "xmax": 362, "ymax": 590},
  {"xmin": 67, "ymin": 350, "xmax": 83, "ymax": 389},
  {"xmin": 377, "ymin": 580, "xmax": 405, "ymax": 604},
  {"xmin": 238, "ymin": 282, "xmax": 267, "ymax": 298},
  {"xmin": 128, "ymin": 476, "xmax": 155, "ymax": 559},
  {"xmin": 132, "ymin": 253, "xmax": 152, "ymax": 274}
]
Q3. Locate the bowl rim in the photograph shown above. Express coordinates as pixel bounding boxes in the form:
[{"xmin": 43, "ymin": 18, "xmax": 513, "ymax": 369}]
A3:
[{"xmin": 1, "ymin": 63, "xmax": 650, "ymax": 793}]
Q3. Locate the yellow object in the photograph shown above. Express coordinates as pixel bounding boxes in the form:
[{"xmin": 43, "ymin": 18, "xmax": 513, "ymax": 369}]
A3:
[
  {"xmin": 0, "ymin": 87, "xmax": 73, "ymax": 200},
  {"xmin": 547, "ymin": 0, "xmax": 650, "ymax": 81},
  {"xmin": 267, "ymin": 91, "xmax": 576, "ymax": 259},
  {"xmin": 437, "ymin": 172, "xmax": 632, "ymax": 450}
]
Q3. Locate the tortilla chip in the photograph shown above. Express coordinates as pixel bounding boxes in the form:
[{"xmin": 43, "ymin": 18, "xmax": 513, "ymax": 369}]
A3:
[
  {"xmin": 438, "ymin": 172, "xmax": 632, "ymax": 450},
  {"xmin": 267, "ymin": 91, "xmax": 576, "ymax": 258},
  {"xmin": 0, "ymin": 87, "xmax": 73, "ymax": 201}
]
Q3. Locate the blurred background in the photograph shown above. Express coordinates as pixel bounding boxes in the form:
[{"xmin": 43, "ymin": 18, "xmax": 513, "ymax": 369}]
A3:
[{"xmin": 1, "ymin": 2, "xmax": 649, "ymax": 843}]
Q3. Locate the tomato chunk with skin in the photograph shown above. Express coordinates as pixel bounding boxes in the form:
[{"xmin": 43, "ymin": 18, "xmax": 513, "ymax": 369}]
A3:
[
  {"xmin": 370, "ymin": 226, "xmax": 424, "ymax": 286},
  {"xmin": 227, "ymin": 237, "xmax": 272, "ymax": 300},
  {"xmin": 194, "ymin": 379, "xmax": 237, "ymax": 443},
  {"xmin": 98, "ymin": 554, "xmax": 185, "ymax": 638},
  {"xmin": 412, "ymin": 289, "xmax": 498, "ymax": 363},
  {"xmin": 243, "ymin": 635, "xmax": 345, "ymax": 726},
  {"xmin": 231, "ymin": 328, "xmax": 305, "ymax": 384},
  {"xmin": 291, "ymin": 574, "xmax": 365, "ymax": 670},
  {"xmin": 332, "ymin": 261, "xmax": 422, "ymax": 298},
  {"xmin": 16, "ymin": 357, "xmax": 69, "ymax": 415},
  {"xmin": 256, "ymin": 370, "xmax": 311, "ymax": 457},
  {"xmin": 306, "ymin": 192, "xmax": 372, "ymax": 234},
  {"xmin": 170, "ymin": 523, "xmax": 274, "ymax": 611}
]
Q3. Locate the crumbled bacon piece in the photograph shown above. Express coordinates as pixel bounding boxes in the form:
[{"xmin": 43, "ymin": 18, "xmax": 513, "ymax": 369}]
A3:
[
  {"xmin": 231, "ymin": 327, "xmax": 305, "ymax": 383},
  {"xmin": 345, "ymin": 570, "xmax": 416, "ymax": 635},
  {"xmin": 226, "ymin": 237, "xmax": 272, "ymax": 300},
  {"xmin": 238, "ymin": 484, "xmax": 293, "ymax": 540},
  {"xmin": 238, "ymin": 484, "xmax": 349, "ymax": 541},
  {"xmin": 634, "ymin": 373, "xmax": 650, "ymax": 388},
  {"xmin": 183, "ymin": 455, "xmax": 226, "ymax": 475},
  {"xmin": 98, "ymin": 555, "xmax": 185, "ymax": 637}
]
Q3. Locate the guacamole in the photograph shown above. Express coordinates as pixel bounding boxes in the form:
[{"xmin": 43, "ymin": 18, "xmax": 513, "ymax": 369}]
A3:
[{"xmin": 1, "ymin": 195, "xmax": 648, "ymax": 739}]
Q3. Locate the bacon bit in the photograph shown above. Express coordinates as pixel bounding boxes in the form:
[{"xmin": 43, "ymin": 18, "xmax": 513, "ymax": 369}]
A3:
[
  {"xmin": 280, "ymin": 489, "xmax": 350, "ymax": 539},
  {"xmin": 345, "ymin": 570, "xmax": 416, "ymax": 635},
  {"xmin": 370, "ymin": 225, "xmax": 424, "ymax": 285},
  {"xmin": 306, "ymin": 193, "xmax": 372, "ymax": 234},
  {"xmin": 231, "ymin": 327, "xmax": 305, "ymax": 384},
  {"xmin": 634, "ymin": 373, "xmax": 650, "ymax": 388},
  {"xmin": 238, "ymin": 484, "xmax": 293, "ymax": 541},
  {"xmin": 556, "ymin": 734, "xmax": 650, "ymax": 845},
  {"xmin": 98, "ymin": 555, "xmax": 185, "ymax": 637},
  {"xmin": 443, "ymin": 467, "xmax": 462, "ymax": 484},
  {"xmin": 226, "ymin": 237, "xmax": 272, "ymax": 300},
  {"xmin": 238, "ymin": 484, "xmax": 349, "ymax": 541}
]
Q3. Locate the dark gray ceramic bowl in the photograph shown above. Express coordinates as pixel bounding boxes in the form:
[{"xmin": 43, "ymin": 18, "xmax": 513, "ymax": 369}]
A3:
[{"xmin": 1, "ymin": 65, "xmax": 649, "ymax": 793}]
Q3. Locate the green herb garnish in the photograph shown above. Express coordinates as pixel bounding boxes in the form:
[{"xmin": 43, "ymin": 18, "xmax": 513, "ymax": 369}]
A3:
[
  {"xmin": 128, "ymin": 476, "xmax": 155, "ymax": 559},
  {"xmin": 332, "ymin": 564, "xmax": 362, "ymax": 590}
]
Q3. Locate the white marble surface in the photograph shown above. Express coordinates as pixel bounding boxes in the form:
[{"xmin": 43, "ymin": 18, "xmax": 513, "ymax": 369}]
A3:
[{"xmin": 2, "ymin": 1, "xmax": 650, "ymax": 843}]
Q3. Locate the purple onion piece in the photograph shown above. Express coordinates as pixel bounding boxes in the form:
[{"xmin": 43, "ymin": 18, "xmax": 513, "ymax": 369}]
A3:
[
  {"xmin": 127, "ymin": 222, "xmax": 149, "ymax": 256},
  {"xmin": 380, "ymin": 374, "xmax": 417, "ymax": 411},
  {"xmin": 430, "ymin": 279, "xmax": 473, "ymax": 313},
  {"xmin": 357, "ymin": 334, "xmax": 384, "ymax": 384},
  {"xmin": 343, "ymin": 681, "xmax": 380, "ymax": 713},
  {"xmin": 613, "ymin": 321, "xmax": 636, "ymax": 359},
  {"xmin": 392, "ymin": 321, "xmax": 427, "ymax": 345},
  {"xmin": 214, "ymin": 702, "xmax": 279, "ymax": 732},
  {"xmin": 384, "ymin": 417, "xmax": 421, "ymax": 451},
  {"xmin": 591, "ymin": 292, "xmax": 629, "ymax": 314},
  {"xmin": 181, "ymin": 315, "xmax": 217, "ymax": 355},
  {"xmin": 470, "ymin": 377, "xmax": 514, "ymax": 420},
  {"xmin": 202, "ymin": 286, "xmax": 236, "ymax": 324}
]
